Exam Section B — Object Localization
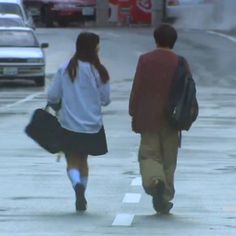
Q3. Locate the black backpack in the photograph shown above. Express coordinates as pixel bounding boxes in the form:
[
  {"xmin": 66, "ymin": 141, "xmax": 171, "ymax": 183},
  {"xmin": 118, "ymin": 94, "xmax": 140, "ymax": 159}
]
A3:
[{"xmin": 168, "ymin": 56, "xmax": 199, "ymax": 131}]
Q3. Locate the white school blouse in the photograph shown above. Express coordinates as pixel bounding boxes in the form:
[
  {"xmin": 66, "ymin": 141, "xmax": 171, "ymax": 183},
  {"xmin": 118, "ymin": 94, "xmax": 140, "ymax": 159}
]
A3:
[{"xmin": 47, "ymin": 60, "xmax": 110, "ymax": 133}]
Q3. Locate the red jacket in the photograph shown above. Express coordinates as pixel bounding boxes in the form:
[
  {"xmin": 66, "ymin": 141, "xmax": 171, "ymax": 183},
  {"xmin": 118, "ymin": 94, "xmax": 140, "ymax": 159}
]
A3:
[{"xmin": 129, "ymin": 48, "xmax": 179, "ymax": 133}]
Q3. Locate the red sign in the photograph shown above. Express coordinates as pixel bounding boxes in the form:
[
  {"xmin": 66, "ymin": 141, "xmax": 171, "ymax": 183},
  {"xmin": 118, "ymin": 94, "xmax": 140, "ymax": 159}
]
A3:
[
  {"xmin": 130, "ymin": 0, "xmax": 151, "ymax": 23},
  {"xmin": 136, "ymin": 0, "xmax": 152, "ymax": 13},
  {"xmin": 109, "ymin": 0, "xmax": 151, "ymax": 24}
]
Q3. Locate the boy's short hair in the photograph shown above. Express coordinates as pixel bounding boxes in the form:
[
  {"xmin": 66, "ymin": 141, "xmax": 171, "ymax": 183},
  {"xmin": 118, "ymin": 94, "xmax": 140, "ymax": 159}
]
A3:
[{"xmin": 153, "ymin": 23, "xmax": 178, "ymax": 49}]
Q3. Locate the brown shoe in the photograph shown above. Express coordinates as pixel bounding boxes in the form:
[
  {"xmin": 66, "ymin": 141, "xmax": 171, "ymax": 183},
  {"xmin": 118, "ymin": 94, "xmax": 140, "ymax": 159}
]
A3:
[
  {"xmin": 160, "ymin": 202, "xmax": 173, "ymax": 214},
  {"xmin": 152, "ymin": 180, "xmax": 165, "ymax": 213}
]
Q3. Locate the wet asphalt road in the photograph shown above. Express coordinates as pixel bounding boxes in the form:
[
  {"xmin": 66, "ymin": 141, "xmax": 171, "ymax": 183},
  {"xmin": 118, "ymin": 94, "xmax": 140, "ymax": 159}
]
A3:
[{"xmin": 0, "ymin": 27, "xmax": 235, "ymax": 235}]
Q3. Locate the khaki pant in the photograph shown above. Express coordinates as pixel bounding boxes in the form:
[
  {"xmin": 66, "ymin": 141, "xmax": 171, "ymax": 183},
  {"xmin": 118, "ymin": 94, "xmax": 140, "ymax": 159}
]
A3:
[{"xmin": 138, "ymin": 127, "xmax": 179, "ymax": 202}]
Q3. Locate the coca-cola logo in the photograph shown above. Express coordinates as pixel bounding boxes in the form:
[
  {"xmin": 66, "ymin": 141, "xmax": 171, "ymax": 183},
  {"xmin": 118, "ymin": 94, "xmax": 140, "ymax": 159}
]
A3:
[{"xmin": 136, "ymin": 0, "xmax": 151, "ymax": 12}]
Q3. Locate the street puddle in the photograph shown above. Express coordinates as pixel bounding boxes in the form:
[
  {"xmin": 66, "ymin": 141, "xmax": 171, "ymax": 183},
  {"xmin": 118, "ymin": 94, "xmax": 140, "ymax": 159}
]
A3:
[
  {"xmin": 214, "ymin": 165, "xmax": 236, "ymax": 173},
  {"xmin": 11, "ymin": 196, "xmax": 65, "ymax": 201}
]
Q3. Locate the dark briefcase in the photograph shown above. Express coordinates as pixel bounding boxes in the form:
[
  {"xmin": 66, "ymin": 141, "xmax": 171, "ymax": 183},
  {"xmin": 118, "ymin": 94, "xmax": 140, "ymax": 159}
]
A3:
[{"xmin": 25, "ymin": 108, "xmax": 63, "ymax": 154}]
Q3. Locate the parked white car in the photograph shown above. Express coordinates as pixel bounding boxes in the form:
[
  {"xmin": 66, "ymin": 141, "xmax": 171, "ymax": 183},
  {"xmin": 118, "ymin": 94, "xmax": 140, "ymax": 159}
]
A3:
[
  {"xmin": 167, "ymin": 0, "xmax": 213, "ymax": 20},
  {"xmin": 0, "ymin": 13, "xmax": 25, "ymax": 27},
  {"xmin": 0, "ymin": 0, "xmax": 34, "ymax": 28},
  {"xmin": 0, "ymin": 27, "xmax": 48, "ymax": 86},
  {"xmin": 167, "ymin": 0, "xmax": 213, "ymax": 18}
]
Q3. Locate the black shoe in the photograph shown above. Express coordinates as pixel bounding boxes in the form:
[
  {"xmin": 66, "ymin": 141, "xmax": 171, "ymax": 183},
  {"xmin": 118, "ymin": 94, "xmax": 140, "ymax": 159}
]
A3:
[
  {"xmin": 75, "ymin": 183, "xmax": 87, "ymax": 211},
  {"xmin": 152, "ymin": 180, "xmax": 165, "ymax": 213}
]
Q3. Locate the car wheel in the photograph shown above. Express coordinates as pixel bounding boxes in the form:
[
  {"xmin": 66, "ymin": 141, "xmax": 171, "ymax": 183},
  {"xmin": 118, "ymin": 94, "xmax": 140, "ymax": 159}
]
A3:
[{"xmin": 35, "ymin": 77, "xmax": 45, "ymax": 87}]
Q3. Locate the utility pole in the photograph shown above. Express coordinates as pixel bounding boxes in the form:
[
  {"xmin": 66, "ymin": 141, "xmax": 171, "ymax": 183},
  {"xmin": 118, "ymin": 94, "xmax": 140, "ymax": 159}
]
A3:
[
  {"xmin": 151, "ymin": 0, "xmax": 167, "ymax": 27},
  {"xmin": 96, "ymin": 0, "xmax": 109, "ymax": 26}
]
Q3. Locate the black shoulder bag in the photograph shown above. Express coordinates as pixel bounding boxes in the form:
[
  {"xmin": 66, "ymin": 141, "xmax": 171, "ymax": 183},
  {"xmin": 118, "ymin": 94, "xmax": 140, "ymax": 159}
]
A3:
[{"xmin": 25, "ymin": 104, "xmax": 63, "ymax": 154}]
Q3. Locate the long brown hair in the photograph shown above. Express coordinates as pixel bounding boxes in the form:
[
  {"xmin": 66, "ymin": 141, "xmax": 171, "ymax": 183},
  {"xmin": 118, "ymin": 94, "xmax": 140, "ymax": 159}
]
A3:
[{"xmin": 67, "ymin": 32, "xmax": 109, "ymax": 83}]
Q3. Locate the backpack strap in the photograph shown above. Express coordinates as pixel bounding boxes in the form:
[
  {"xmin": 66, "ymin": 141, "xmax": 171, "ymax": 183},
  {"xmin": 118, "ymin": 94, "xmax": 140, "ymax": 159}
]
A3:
[
  {"xmin": 177, "ymin": 55, "xmax": 187, "ymax": 79},
  {"xmin": 178, "ymin": 55, "xmax": 185, "ymax": 66},
  {"xmin": 175, "ymin": 57, "xmax": 186, "ymax": 147},
  {"xmin": 178, "ymin": 131, "xmax": 182, "ymax": 148}
]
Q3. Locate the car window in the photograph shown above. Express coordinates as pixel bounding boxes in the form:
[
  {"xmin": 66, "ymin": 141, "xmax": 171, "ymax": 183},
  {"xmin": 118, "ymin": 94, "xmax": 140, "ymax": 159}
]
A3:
[
  {"xmin": 0, "ymin": 3, "xmax": 23, "ymax": 18},
  {"xmin": 0, "ymin": 31, "xmax": 38, "ymax": 47},
  {"xmin": 0, "ymin": 18, "xmax": 24, "ymax": 27}
]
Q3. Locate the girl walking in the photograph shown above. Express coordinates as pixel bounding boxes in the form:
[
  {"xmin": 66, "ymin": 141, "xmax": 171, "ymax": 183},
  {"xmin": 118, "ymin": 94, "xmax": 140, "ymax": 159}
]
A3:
[{"xmin": 47, "ymin": 32, "xmax": 110, "ymax": 211}]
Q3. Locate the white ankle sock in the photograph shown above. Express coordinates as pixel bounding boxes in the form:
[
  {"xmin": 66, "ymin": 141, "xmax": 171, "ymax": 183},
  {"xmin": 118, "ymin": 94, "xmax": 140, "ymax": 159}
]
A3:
[
  {"xmin": 81, "ymin": 176, "xmax": 88, "ymax": 188},
  {"xmin": 67, "ymin": 168, "xmax": 81, "ymax": 188}
]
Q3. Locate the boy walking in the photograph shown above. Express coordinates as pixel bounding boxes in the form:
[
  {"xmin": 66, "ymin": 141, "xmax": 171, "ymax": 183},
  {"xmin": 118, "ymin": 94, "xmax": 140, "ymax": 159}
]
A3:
[{"xmin": 129, "ymin": 24, "xmax": 190, "ymax": 214}]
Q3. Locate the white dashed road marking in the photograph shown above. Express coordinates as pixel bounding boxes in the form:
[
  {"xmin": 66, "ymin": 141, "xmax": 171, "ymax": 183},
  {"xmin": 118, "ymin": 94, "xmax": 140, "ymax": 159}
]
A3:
[
  {"xmin": 0, "ymin": 92, "xmax": 43, "ymax": 110},
  {"xmin": 131, "ymin": 177, "xmax": 142, "ymax": 186},
  {"xmin": 123, "ymin": 193, "xmax": 141, "ymax": 203},
  {"xmin": 112, "ymin": 177, "xmax": 142, "ymax": 226},
  {"xmin": 112, "ymin": 213, "xmax": 135, "ymax": 226},
  {"xmin": 207, "ymin": 31, "xmax": 236, "ymax": 44}
]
